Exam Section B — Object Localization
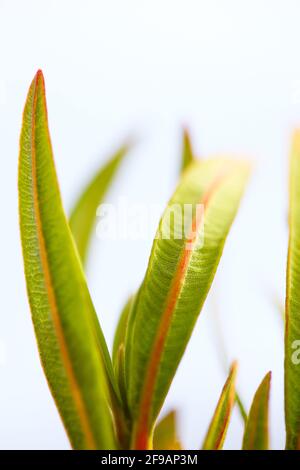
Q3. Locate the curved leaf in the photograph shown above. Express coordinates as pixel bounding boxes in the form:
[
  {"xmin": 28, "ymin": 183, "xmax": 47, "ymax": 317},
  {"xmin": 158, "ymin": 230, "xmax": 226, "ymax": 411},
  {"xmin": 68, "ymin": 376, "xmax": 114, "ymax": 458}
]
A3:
[
  {"xmin": 242, "ymin": 372, "xmax": 271, "ymax": 450},
  {"xmin": 69, "ymin": 143, "xmax": 130, "ymax": 265},
  {"xmin": 112, "ymin": 296, "xmax": 133, "ymax": 367},
  {"xmin": 112, "ymin": 296, "xmax": 134, "ymax": 423},
  {"xmin": 127, "ymin": 158, "xmax": 250, "ymax": 449},
  {"xmin": 153, "ymin": 410, "xmax": 181, "ymax": 450},
  {"xmin": 285, "ymin": 131, "xmax": 300, "ymax": 449},
  {"xmin": 19, "ymin": 70, "xmax": 116, "ymax": 449},
  {"xmin": 211, "ymin": 294, "xmax": 247, "ymax": 423},
  {"xmin": 202, "ymin": 362, "xmax": 237, "ymax": 450},
  {"xmin": 235, "ymin": 393, "xmax": 247, "ymax": 424},
  {"xmin": 181, "ymin": 128, "xmax": 195, "ymax": 173}
]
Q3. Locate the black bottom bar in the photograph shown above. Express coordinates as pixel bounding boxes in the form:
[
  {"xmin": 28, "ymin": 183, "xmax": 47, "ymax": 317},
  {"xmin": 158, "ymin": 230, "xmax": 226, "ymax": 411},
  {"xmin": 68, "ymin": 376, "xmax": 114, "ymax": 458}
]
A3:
[{"xmin": 0, "ymin": 450, "xmax": 298, "ymax": 467}]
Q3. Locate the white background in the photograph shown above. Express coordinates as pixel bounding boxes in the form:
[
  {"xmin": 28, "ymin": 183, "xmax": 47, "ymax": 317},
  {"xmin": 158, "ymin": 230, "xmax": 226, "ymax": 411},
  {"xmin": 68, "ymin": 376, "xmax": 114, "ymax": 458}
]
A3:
[{"xmin": 0, "ymin": 0, "xmax": 299, "ymax": 449}]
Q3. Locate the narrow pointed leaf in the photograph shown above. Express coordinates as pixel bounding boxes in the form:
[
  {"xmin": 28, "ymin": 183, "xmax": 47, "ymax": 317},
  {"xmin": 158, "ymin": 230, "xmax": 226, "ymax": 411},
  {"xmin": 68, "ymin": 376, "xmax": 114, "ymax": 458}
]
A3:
[
  {"xmin": 69, "ymin": 143, "xmax": 129, "ymax": 265},
  {"xmin": 112, "ymin": 296, "xmax": 133, "ymax": 367},
  {"xmin": 211, "ymin": 295, "xmax": 247, "ymax": 423},
  {"xmin": 235, "ymin": 392, "xmax": 247, "ymax": 424},
  {"xmin": 153, "ymin": 410, "xmax": 181, "ymax": 450},
  {"xmin": 285, "ymin": 130, "xmax": 300, "ymax": 449},
  {"xmin": 127, "ymin": 159, "xmax": 250, "ymax": 449},
  {"xmin": 19, "ymin": 71, "xmax": 116, "ymax": 449},
  {"xmin": 202, "ymin": 362, "xmax": 237, "ymax": 450},
  {"xmin": 181, "ymin": 128, "xmax": 195, "ymax": 173},
  {"xmin": 114, "ymin": 344, "xmax": 128, "ymax": 408},
  {"xmin": 112, "ymin": 297, "xmax": 134, "ymax": 420},
  {"xmin": 242, "ymin": 372, "xmax": 271, "ymax": 450}
]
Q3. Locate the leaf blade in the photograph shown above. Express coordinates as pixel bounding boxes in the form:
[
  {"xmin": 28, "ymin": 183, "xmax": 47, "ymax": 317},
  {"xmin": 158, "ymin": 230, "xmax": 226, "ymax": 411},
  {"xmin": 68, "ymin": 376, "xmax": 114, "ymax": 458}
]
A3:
[
  {"xmin": 285, "ymin": 130, "xmax": 300, "ymax": 449},
  {"xmin": 242, "ymin": 372, "xmax": 271, "ymax": 450},
  {"xmin": 19, "ymin": 71, "xmax": 116, "ymax": 449},
  {"xmin": 127, "ymin": 159, "xmax": 250, "ymax": 448},
  {"xmin": 153, "ymin": 410, "xmax": 181, "ymax": 450},
  {"xmin": 181, "ymin": 128, "xmax": 195, "ymax": 173},
  {"xmin": 112, "ymin": 296, "xmax": 133, "ymax": 367},
  {"xmin": 202, "ymin": 362, "xmax": 237, "ymax": 450},
  {"xmin": 69, "ymin": 143, "xmax": 129, "ymax": 265}
]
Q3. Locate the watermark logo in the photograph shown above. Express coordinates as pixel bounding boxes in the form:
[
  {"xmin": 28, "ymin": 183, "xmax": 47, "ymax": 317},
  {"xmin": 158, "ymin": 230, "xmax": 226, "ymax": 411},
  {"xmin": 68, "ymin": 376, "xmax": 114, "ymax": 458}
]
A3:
[
  {"xmin": 291, "ymin": 340, "xmax": 300, "ymax": 365},
  {"xmin": 96, "ymin": 198, "xmax": 205, "ymax": 249}
]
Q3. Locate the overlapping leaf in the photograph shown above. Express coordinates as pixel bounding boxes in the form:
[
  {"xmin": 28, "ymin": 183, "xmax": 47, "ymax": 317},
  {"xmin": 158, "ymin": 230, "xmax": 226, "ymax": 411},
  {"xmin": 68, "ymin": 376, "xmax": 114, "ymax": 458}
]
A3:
[
  {"xmin": 113, "ymin": 296, "xmax": 133, "ymax": 366},
  {"xmin": 112, "ymin": 296, "xmax": 134, "ymax": 419},
  {"xmin": 69, "ymin": 142, "xmax": 130, "ymax": 265},
  {"xmin": 153, "ymin": 410, "xmax": 181, "ymax": 450},
  {"xmin": 18, "ymin": 71, "xmax": 116, "ymax": 449},
  {"xmin": 181, "ymin": 129, "xmax": 195, "ymax": 173},
  {"xmin": 210, "ymin": 294, "xmax": 247, "ymax": 423},
  {"xmin": 202, "ymin": 362, "xmax": 237, "ymax": 450},
  {"xmin": 285, "ymin": 131, "xmax": 300, "ymax": 449},
  {"xmin": 242, "ymin": 372, "xmax": 271, "ymax": 450},
  {"xmin": 126, "ymin": 158, "xmax": 250, "ymax": 449},
  {"xmin": 235, "ymin": 393, "xmax": 247, "ymax": 424}
]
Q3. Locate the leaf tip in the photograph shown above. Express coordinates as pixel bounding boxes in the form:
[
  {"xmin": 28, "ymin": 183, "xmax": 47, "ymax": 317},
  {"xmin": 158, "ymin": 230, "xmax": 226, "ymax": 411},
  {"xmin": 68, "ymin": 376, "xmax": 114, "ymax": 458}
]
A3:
[
  {"xmin": 32, "ymin": 69, "xmax": 46, "ymax": 92},
  {"xmin": 182, "ymin": 125, "xmax": 191, "ymax": 139},
  {"xmin": 264, "ymin": 370, "xmax": 272, "ymax": 385},
  {"xmin": 292, "ymin": 128, "xmax": 300, "ymax": 144},
  {"xmin": 36, "ymin": 68, "xmax": 44, "ymax": 78},
  {"xmin": 291, "ymin": 129, "xmax": 300, "ymax": 162},
  {"xmin": 230, "ymin": 360, "xmax": 238, "ymax": 376}
]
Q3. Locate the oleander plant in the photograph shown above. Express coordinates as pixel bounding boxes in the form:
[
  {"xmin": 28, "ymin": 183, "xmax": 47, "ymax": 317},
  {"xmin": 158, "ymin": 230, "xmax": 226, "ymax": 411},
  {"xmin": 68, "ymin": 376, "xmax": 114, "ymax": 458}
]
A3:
[{"xmin": 18, "ymin": 70, "xmax": 300, "ymax": 450}]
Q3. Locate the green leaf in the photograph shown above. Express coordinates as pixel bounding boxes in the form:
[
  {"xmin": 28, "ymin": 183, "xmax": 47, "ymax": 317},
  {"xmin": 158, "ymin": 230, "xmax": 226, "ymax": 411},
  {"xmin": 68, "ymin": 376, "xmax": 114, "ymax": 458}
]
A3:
[
  {"xmin": 127, "ymin": 159, "xmax": 250, "ymax": 449},
  {"xmin": 18, "ymin": 70, "xmax": 116, "ymax": 450},
  {"xmin": 153, "ymin": 410, "xmax": 181, "ymax": 450},
  {"xmin": 69, "ymin": 143, "xmax": 130, "ymax": 265},
  {"xmin": 112, "ymin": 296, "xmax": 134, "ymax": 422},
  {"xmin": 181, "ymin": 128, "xmax": 195, "ymax": 173},
  {"xmin": 112, "ymin": 296, "xmax": 133, "ymax": 367},
  {"xmin": 242, "ymin": 372, "xmax": 271, "ymax": 450},
  {"xmin": 202, "ymin": 362, "xmax": 237, "ymax": 450},
  {"xmin": 235, "ymin": 392, "xmax": 247, "ymax": 424},
  {"xmin": 211, "ymin": 294, "xmax": 247, "ymax": 423},
  {"xmin": 285, "ymin": 131, "xmax": 300, "ymax": 449}
]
